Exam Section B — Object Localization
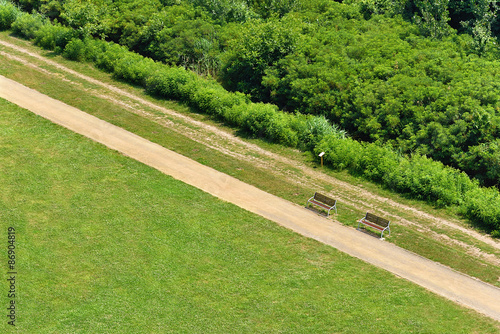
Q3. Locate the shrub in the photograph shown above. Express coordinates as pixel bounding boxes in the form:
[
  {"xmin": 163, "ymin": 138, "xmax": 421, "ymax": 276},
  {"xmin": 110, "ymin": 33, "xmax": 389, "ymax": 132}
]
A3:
[
  {"xmin": 315, "ymin": 135, "xmax": 475, "ymax": 207},
  {"xmin": 93, "ymin": 42, "xmax": 129, "ymax": 73},
  {"xmin": 315, "ymin": 135, "xmax": 363, "ymax": 171},
  {"xmin": 463, "ymin": 187, "xmax": 500, "ymax": 231},
  {"xmin": 240, "ymin": 103, "xmax": 278, "ymax": 138},
  {"xmin": 80, "ymin": 38, "xmax": 107, "ymax": 63},
  {"xmin": 189, "ymin": 85, "xmax": 220, "ymax": 114},
  {"xmin": 299, "ymin": 115, "xmax": 346, "ymax": 151},
  {"xmin": 34, "ymin": 23, "xmax": 75, "ymax": 50},
  {"xmin": 145, "ymin": 67, "xmax": 197, "ymax": 100},
  {"xmin": 0, "ymin": 1, "xmax": 20, "ymax": 30},
  {"xmin": 356, "ymin": 142, "xmax": 399, "ymax": 183},
  {"xmin": 63, "ymin": 38, "xmax": 86, "ymax": 61},
  {"xmin": 189, "ymin": 82, "xmax": 247, "ymax": 119},
  {"xmin": 11, "ymin": 11, "xmax": 45, "ymax": 39},
  {"xmin": 113, "ymin": 54, "xmax": 157, "ymax": 86},
  {"xmin": 459, "ymin": 140, "xmax": 500, "ymax": 187},
  {"xmin": 231, "ymin": 101, "xmax": 299, "ymax": 146},
  {"xmin": 390, "ymin": 154, "xmax": 464, "ymax": 206},
  {"xmin": 224, "ymin": 102, "xmax": 250, "ymax": 127},
  {"xmin": 264, "ymin": 111, "xmax": 299, "ymax": 147}
]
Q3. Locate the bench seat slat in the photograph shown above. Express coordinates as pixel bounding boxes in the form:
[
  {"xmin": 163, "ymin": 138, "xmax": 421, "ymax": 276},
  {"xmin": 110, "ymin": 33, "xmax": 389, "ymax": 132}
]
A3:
[
  {"xmin": 360, "ymin": 219, "xmax": 385, "ymax": 231},
  {"xmin": 309, "ymin": 199, "xmax": 332, "ymax": 210}
]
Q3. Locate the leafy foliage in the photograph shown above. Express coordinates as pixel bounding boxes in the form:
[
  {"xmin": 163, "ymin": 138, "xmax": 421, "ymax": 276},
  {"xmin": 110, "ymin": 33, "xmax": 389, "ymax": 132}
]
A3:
[
  {"xmin": 10, "ymin": 10, "xmax": 45, "ymax": 38},
  {"xmin": 187, "ymin": 0, "xmax": 256, "ymax": 23},
  {"xmin": 34, "ymin": 22, "xmax": 75, "ymax": 50},
  {"xmin": 0, "ymin": 0, "xmax": 20, "ymax": 29},
  {"xmin": 221, "ymin": 15, "xmax": 303, "ymax": 101},
  {"xmin": 3, "ymin": 0, "xmax": 500, "ymax": 233}
]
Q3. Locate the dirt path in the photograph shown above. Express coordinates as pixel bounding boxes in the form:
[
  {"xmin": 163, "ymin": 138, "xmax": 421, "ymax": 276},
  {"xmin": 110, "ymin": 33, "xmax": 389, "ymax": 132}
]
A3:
[
  {"xmin": 1, "ymin": 38, "xmax": 499, "ymax": 269},
  {"xmin": 2, "ymin": 74, "xmax": 500, "ymax": 323}
]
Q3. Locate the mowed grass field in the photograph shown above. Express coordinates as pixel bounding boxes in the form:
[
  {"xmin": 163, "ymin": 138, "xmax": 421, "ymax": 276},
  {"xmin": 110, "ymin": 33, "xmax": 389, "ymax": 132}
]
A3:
[
  {"xmin": 1, "ymin": 31, "xmax": 500, "ymax": 289},
  {"xmin": 1, "ymin": 98, "xmax": 499, "ymax": 333}
]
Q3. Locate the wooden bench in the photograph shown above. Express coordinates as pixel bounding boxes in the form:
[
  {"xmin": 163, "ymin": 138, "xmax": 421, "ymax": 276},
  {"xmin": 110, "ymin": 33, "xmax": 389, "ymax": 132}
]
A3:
[
  {"xmin": 357, "ymin": 212, "xmax": 391, "ymax": 239},
  {"xmin": 306, "ymin": 192, "xmax": 337, "ymax": 216}
]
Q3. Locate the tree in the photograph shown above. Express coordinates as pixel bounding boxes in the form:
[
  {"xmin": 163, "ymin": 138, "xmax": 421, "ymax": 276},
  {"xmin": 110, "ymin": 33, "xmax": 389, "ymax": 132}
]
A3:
[
  {"xmin": 249, "ymin": 0, "xmax": 301, "ymax": 18},
  {"xmin": 412, "ymin": 0, "xmax": 451, "ymax": 39},
  {"xmin": 138, "ymin": 5, "xmax": 221, "ymax": 75},
  {"xmin": 221, "ymin": 15, "xmax": 302, "ymax": 100},
  {"xmin": 188, "ymin": 0, "xmax": 256, "ymax": 23},
  {"xmin": 60, "ymin": 0, "xmax": 114, "ymax": 38}
]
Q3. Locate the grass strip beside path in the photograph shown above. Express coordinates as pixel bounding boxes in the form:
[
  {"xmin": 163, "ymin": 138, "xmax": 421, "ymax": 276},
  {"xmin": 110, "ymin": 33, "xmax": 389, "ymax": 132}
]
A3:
[
  {"xmin": 1, "ymin": 100, "xmax": 499, "ymax": 332},
  {"xmin": 1, "ymin": 32, "xmax": 500, "ymax": 290}
]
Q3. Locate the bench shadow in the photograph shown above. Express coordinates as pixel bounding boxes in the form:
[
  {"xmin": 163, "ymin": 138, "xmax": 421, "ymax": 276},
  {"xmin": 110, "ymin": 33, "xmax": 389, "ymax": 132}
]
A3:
[
  {"xmin": 305, "ymin": 205, "xmax": 331, "ymax": 218},
  {"xmin": 356, "ymin": 226, "xmax": 386, "ymax": 240}
]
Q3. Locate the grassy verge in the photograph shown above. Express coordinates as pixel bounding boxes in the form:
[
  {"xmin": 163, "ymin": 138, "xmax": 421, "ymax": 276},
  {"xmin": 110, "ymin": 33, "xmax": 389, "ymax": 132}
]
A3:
[
  {"xmin": 1, "ymin": 31, "xmax": 500, "ymax": 289},
  {"xmin": 1, "ymin": 97, "xmax": 500, "ymax": 332}
]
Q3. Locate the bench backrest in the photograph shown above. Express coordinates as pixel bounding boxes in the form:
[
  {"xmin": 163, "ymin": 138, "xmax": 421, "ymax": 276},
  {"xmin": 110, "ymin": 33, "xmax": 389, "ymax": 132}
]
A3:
[
  {"xmin": 365, "ymin": 212, "xmax": 390, "ymax": 228},
  {"xmin": 314, "ymin": 192, "xmax": 336, "ymax": 207}
]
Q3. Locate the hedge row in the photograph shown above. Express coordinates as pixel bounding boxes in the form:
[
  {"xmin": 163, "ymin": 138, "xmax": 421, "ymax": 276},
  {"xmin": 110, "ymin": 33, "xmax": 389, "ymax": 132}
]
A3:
[
  {"xmin": 316, "ymin": 134, "xmax": 500, "ymax": 231},
  {"xmin": 1, "ymin": 3, "xmax": 498, "ymax": 234}
]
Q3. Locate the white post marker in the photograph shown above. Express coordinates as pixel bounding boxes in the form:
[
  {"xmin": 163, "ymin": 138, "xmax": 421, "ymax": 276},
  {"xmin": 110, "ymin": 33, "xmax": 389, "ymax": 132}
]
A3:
[{"xmin": 319, "ymin": 152, "xmax": 325, "ymax": 167}]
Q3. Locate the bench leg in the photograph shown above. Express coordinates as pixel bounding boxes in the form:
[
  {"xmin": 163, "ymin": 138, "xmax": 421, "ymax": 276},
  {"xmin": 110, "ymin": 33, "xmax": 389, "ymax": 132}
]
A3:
[
  {"xmin": 305, "ymin": 198, "xmax": 313, "ymax": 209},
  {"xmin": 327, "ymin": 206, "xmax": 337, "ymax": 216},
  {"xmin": 381, "ymin": 228, "xmax": 390, "ymax": 240}
]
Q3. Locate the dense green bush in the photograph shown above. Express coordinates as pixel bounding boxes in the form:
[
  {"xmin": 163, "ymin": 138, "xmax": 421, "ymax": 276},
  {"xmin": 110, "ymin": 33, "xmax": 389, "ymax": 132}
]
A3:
[
  {"xmin": 145, "ymin": 66, "xmax": 198, "ymax": 101},
  {"xmin": 297, "ymin": 116, "xmax": 346, "ymax": 151},
  {"xmin": 11, "ymin": 11, "xmax": 45, "ymax": 39},
  {"xmin": 79, "ymin": 38, "xmax": 107, "ymax": 63},
  {"xmin": 315, "ymin": 135, "xmax": 364, "ymax": 172},
  {"xmin": 92, "ymin": 42, "xmax": 130, "ymax": 73},
  {"xmin": 459, "ymin": 140, "xmax": 500, "ymax": 187},
  {"xmin": 463, "ymin": 187, "xmax": 500, "ymax": 232},
  {"xmin": 238, "ymin": 103, "xmax": 299, "ymax": 146},
  {"xmin": 316, "ymin": 134, "xmax": 479, "ymax": 207},
  {"xmin": 189, "ymin": 82, "xmax": 247, "ymax": 119},
  {"xmin": 0, "ymin": 0, "xmax": 19, "ymax": 30},
  {"xmin": 62, "ymin": 38, "xmax": 86, "ymax": 61},
  {"xmin": 113, "ymin": 53, "xmax": 157, "ymax": 86},
  {"xmin": 63, "ymin": 37, "xmax": 126, "ymax": 70},
  {"xmin": 385, "ymin": 154, "xmax": 475, "ymax": 206},
  {"xmin": 34, "ymin": 22, "xmax": 75, "ymax": 50}
]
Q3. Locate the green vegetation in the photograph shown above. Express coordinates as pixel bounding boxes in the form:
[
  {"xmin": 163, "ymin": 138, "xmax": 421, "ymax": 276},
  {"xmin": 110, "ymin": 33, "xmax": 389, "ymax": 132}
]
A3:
[
  {"xmin": 2, "ymin": 35, "xmax": 499, "ymax": 288},
  {"xmin": 5, "ymin": 0, "xmax": 500, "ymax": 186},
  {"xmin": 2, "ymin": 0, "xmax": 500, "ymax": 235},
  {"xmin": 23, "ymin": 0, "xmax": 500, "ymax": 185},
  {"xmin": 2, "ymin": 97, "xmax": 500, "ymax": 332}
]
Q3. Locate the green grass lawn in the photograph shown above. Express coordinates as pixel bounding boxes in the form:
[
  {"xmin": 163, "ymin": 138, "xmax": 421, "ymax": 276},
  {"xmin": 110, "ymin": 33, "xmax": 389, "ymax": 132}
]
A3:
[
  {"xmin": 2, "ymin": 31, "xmax": 500, "ymax": 289},
  {"xmin": 1, "ymin": 99, "xmax": 499, "ymax": 333}
]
